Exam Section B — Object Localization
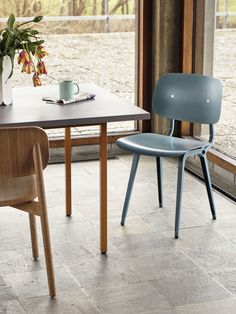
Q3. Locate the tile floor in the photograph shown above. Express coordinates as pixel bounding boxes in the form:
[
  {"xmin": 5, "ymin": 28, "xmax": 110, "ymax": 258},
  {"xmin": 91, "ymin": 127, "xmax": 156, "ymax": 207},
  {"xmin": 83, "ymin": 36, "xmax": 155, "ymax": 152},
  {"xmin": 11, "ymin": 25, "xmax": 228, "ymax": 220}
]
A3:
[{"xmin": 0, "ymin": 154, "xmax": 236, "ymax": 313}]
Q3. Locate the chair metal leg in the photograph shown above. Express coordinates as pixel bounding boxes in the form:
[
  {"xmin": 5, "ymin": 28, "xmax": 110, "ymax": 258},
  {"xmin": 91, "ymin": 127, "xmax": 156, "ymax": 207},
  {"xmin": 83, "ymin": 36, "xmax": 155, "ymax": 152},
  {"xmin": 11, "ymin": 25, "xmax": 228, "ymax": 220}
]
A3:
[
  {"xmin": 199, "ymin": 154, "xmax": 216, "ymax": 219},
  {"xmin": 121, "ymin": 154, "xmax": 140, "ymax": 225},
  {"xmin": 156, "ymin": 157, "xmax": 163, "ymax": 207},
  {"xmin": 29, "ymin": 213, "xmax": 39, "ymax": 261},
  {"xmin": 175, "ymin": 156, "xmax": 186, "ymax": 239}
]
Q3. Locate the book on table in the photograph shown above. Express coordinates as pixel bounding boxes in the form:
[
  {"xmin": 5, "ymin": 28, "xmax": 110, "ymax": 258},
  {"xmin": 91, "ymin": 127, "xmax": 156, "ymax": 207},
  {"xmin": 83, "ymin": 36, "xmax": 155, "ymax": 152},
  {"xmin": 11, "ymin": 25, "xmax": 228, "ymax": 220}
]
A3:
[{"xmin": 42, "ymin": 93, "xmax": 95, "ymax": 104}]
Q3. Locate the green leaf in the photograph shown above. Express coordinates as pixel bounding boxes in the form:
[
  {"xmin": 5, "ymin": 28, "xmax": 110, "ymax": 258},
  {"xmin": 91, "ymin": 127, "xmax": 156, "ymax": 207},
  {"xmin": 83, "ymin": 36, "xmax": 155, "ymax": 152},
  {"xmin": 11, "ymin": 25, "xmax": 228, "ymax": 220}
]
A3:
[
  {"xmin": 0, "ymin": 58, "xmax": 3, "ymax": 76},
  {"xmin": 7, "ymin": 14, "xmax": 15, "ymax": 30},
  {"xmin": 13, "ymin": 39, "xmax": 20, "ymax": 49},
  {"xmin": 31, "ymin": 39, "xmax": 44, "ymax": 46},
  {"xmin": 29, "ymin": 30, "xmax": 39, "ymax": 35}
]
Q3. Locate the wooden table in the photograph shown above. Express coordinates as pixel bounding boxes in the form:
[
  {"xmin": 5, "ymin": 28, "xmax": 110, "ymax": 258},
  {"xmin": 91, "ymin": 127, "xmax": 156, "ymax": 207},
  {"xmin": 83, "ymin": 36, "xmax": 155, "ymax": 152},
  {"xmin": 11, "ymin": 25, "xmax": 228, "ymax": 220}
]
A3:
[{"xmin": 0, "ymin": 84, "xmax": 150, "ymax": 253}]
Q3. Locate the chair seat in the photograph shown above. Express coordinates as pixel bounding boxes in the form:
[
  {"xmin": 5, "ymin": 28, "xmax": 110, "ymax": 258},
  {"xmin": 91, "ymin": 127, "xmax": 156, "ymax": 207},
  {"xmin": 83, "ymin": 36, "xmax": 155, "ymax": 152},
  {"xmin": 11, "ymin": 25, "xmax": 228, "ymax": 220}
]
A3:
[
  {"xmin": 117, "ymin": 133, "xmax": 209, "ymax": 157},
  {"xmin": 0, "ymin": 175, "xmax": 37, "ymax": 206}
]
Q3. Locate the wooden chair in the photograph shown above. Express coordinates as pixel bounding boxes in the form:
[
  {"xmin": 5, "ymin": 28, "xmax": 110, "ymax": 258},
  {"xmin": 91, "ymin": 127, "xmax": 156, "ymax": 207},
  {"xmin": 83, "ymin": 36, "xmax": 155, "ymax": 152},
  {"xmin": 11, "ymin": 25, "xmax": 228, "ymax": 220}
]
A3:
[{"xmin": 0, "ymin": 126, "xmax": 56, "ymax": 298}]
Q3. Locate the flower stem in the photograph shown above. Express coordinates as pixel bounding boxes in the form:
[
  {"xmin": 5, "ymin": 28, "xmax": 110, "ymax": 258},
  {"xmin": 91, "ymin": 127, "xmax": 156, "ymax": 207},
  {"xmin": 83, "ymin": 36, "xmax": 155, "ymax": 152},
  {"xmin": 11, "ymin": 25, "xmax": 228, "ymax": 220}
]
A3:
[{"xmin": 15, "ymin": 19, "xmax": 34, "ymax": 29}]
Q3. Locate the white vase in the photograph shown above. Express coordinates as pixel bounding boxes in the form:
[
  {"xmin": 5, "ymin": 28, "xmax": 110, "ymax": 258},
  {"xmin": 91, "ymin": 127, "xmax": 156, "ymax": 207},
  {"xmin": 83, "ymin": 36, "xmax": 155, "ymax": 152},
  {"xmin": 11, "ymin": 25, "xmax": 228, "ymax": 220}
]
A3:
[{"xmin": 0, "ymin": 56, "xmax": 13, "ymax": 105}]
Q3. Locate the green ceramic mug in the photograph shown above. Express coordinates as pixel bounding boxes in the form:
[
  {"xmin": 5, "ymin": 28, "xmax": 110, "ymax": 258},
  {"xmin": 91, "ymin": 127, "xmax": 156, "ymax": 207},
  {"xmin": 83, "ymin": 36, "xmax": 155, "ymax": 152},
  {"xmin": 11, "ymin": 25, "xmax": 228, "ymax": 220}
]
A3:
[{"xmin": 59, "ymin": 80, "xmax": 79, "ymax": 100}]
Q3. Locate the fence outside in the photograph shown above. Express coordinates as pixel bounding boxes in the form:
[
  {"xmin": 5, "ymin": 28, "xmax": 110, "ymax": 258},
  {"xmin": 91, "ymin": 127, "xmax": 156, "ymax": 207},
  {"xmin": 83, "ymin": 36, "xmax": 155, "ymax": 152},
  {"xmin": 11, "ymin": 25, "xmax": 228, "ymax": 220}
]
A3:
[
  {"xmin": 0, "ymin": 14, "xmax": 135, "ymax": 34},
  {"xmin": 1, "ymin": 13, "xmax": 235, "ymax": 33},
  {"xmin": 216, "ymin": 11, "xmax": 236, "ymax": 28}
]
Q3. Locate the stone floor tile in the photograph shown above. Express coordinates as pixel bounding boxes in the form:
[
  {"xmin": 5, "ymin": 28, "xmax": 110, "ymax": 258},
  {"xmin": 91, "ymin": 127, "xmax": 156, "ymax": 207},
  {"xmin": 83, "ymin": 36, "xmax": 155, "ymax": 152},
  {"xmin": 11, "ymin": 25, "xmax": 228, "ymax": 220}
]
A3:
[
  {"xmin": 0, "ymin": 224, "xmax": 31, "ymax": 253},
  {"xmin": 215, "ymin": 223, "xmax": 236, "ymax": 242},
  {"xmin": 142, "ymin": 208, "xmax": 208, "ymax": 233},
  {"xmin": 185, "ymin": 248, "xmax": 236, "ymax": 272},
  {"xmin": 0, "ymin": 249, "xmax": 46, "ymax": 276},
  {"xmin": 141, "ymin": 311, "xmax": 176, "ymax": 314},
  {"xmin": 0, "ymin": 288, "xmax": 17, "ymax": 304},
  {"xmin": 54, "ymin": 241, "xmax": 99, "ymax": 267},
  {"xmin": 6, "ymin": 267, "xmax": 79, "ymax": 298},
  {"xmin": 87, "ymin": 282, "xmax": 172, "ymax": 313},
  {"xmin": 161, "ymin": 225, "xmax": 234, "ymax": 251},
  {"xmin": 150, "ymin": 268, "xmax": 231, "ymax": 306},
  {"xmin": 126, "ymin": 251, "xmax": 197, "ymax": 282},
  {"xmin": 108, "ymin": 216, "xmax": 156, "ymax": 237},
  {"xmin": 111, "ymin": 233, "xmax": 175, "ymax": 258},
  {"xmin": 20, "ymin": 291, "xmax": 100, "ymax": 314},
  {"xmin": 69, "ymin": 256, "xmax": 140, "ymax": 289},
  {"xmin": 174, "ymin": 297, "xmax": 236, "ymax": 314},
  {"xmin": 209, "ymin": 269, "xmax": 236, "ymax": 294},
  {"xmin": 0, "ymin": 300, "xmax": 25, "ymax": 314},
  {"xmin": 51, "ymin": 217, "xmax": 97, "ymax": 244}
]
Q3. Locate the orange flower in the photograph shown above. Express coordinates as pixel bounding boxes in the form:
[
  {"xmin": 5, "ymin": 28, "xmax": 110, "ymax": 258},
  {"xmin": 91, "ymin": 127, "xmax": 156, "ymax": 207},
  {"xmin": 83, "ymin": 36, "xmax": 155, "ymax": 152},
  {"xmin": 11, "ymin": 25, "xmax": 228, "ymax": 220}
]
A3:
[
  {"xmin": 32, "ymin": 73, "xmax": 42, "ymax": 87},
  {"xmin": 34, "ymin": 45, "xmax": 48, "ymax": 59},
  {"xmin": 17, "ymin": 50, "xmax": 30, "ymax": 65},
  {"xmin": 21, "ymin": 60, "xmax": 34, "ymax": 74},
  {"xmin": 37, "ymin": 61, "xmax": 47, "ymax": 75}
]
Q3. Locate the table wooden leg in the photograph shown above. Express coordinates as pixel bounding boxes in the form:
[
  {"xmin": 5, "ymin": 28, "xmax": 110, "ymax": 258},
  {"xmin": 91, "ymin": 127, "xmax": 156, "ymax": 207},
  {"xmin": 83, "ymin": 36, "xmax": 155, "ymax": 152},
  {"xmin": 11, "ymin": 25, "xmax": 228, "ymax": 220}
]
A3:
[
  {"xmin": 100, "ymin": 123, "xmax": 108, "ymax": 254},
  {"xmin": 65, "ymin": 127, "xmax": 72, "ymax": 216}
]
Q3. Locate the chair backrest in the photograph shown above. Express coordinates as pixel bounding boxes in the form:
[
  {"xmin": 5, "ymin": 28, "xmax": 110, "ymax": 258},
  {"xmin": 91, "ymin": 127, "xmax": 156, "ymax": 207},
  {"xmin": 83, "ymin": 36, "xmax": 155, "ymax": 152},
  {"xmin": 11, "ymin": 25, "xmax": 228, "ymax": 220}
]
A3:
[
  {"xmin": 0, "ymin": 126, "xmax": 49, "ymax": 177},
  {"xmin": 152, "ymin": 73, "xmax": 222, "ymax": 124}
]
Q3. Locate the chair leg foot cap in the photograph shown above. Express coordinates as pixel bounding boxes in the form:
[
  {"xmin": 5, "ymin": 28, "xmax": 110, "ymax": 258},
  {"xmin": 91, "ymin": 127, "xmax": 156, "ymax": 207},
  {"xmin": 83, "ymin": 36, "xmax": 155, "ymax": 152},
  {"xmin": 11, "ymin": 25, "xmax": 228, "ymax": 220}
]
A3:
[
  {"xmin": 213, "ymin": 215, "xmax": 216, "ymax": 220},
  {"xmin": 50, "ymin": 295, "xmax": 56, "ymax": 299},
  {"xmin": 159, "ymin": 203, "xmax": 163, "ymax": 208},
  {"xmin": 175, "ymin": 235, "xmax": 179, "ymax": 239},
  {"xmin": 121, "ymin": 222, "xmax": 124, "ymax": 226}
]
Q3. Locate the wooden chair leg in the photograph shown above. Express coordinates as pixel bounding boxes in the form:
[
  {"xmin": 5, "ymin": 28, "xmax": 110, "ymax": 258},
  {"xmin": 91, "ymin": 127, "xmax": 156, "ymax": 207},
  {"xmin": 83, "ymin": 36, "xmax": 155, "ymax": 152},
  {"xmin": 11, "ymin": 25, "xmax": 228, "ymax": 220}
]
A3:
[
  {"xmin": 29, "ymin": 213, "xmax": 39, "ymax": 261},
  {"xmin": 40, "ymin": 208, "xmax": 56, "ymax": 298},
  {"xmin": 33, "ymin": 143, "xmax": 56, "ymax": 298}
]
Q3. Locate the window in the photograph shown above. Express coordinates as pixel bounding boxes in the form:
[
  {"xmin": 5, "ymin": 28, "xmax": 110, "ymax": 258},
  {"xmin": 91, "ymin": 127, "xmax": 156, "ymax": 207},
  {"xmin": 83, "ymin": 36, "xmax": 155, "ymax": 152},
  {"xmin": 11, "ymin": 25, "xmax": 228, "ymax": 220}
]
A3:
[
  {"xmin": 0, "ymin": 0, "xmax": 137, "ymax": 139},
  {"xmin": 213, "ymin": 0, "xmax": 236, "ymax": 160}
]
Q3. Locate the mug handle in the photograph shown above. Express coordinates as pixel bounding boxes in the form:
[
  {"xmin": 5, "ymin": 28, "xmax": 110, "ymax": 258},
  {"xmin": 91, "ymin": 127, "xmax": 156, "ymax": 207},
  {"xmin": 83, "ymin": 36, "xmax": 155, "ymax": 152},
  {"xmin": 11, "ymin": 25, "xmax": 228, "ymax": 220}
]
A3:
[{"xmin": 73, "ymin": 83, "xmax": 80, "ymax": 95}]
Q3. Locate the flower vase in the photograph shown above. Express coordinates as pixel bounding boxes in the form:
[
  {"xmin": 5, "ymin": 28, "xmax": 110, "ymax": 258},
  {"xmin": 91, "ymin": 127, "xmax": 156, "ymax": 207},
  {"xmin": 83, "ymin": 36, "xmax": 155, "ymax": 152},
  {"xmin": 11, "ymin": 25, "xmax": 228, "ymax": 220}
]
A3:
[{"xmin": 0, "ymin": 56, "xmax": 13, "ymax": 106}]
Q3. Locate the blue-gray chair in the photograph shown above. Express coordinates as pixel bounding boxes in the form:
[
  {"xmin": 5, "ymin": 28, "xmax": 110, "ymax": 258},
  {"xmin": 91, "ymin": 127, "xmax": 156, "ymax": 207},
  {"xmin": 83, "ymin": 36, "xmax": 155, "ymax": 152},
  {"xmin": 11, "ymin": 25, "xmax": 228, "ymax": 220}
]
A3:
[{"xmin": 117, "ymin": 73, "xmax": 222, "ymax": 238}]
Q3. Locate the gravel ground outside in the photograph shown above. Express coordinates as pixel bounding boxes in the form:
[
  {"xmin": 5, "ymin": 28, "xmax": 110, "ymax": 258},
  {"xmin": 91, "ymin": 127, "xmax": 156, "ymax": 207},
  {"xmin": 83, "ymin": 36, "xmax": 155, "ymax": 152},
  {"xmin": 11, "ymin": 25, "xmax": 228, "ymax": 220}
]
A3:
[
  {"xmin": 11, "ymin": 30, "xmax": 236, "ymax": 158},
  {"xmin": 214, "ymin": 29, "xmax": 236, "ymax": 159}
]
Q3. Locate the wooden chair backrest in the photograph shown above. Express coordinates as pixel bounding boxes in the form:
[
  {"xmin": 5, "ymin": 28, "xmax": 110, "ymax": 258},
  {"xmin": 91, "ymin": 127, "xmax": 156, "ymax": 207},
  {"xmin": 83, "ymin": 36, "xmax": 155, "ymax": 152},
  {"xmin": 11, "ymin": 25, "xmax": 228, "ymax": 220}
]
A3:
[{"xmin": 0, "ymin": 127, "xmax": 49, "ymax": 177}]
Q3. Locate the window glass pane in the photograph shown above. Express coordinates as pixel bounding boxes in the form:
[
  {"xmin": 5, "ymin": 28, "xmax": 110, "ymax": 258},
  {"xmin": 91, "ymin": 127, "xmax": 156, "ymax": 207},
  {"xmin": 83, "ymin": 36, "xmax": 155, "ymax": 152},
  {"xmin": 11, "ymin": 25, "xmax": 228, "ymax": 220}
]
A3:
[
  {"xmin": 214, "ymin": 1, "xmax": 236, "ymax": 159},
  {"xmin": 194, "ymin": 1, "xmax": 236, "ymax": 160}
]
